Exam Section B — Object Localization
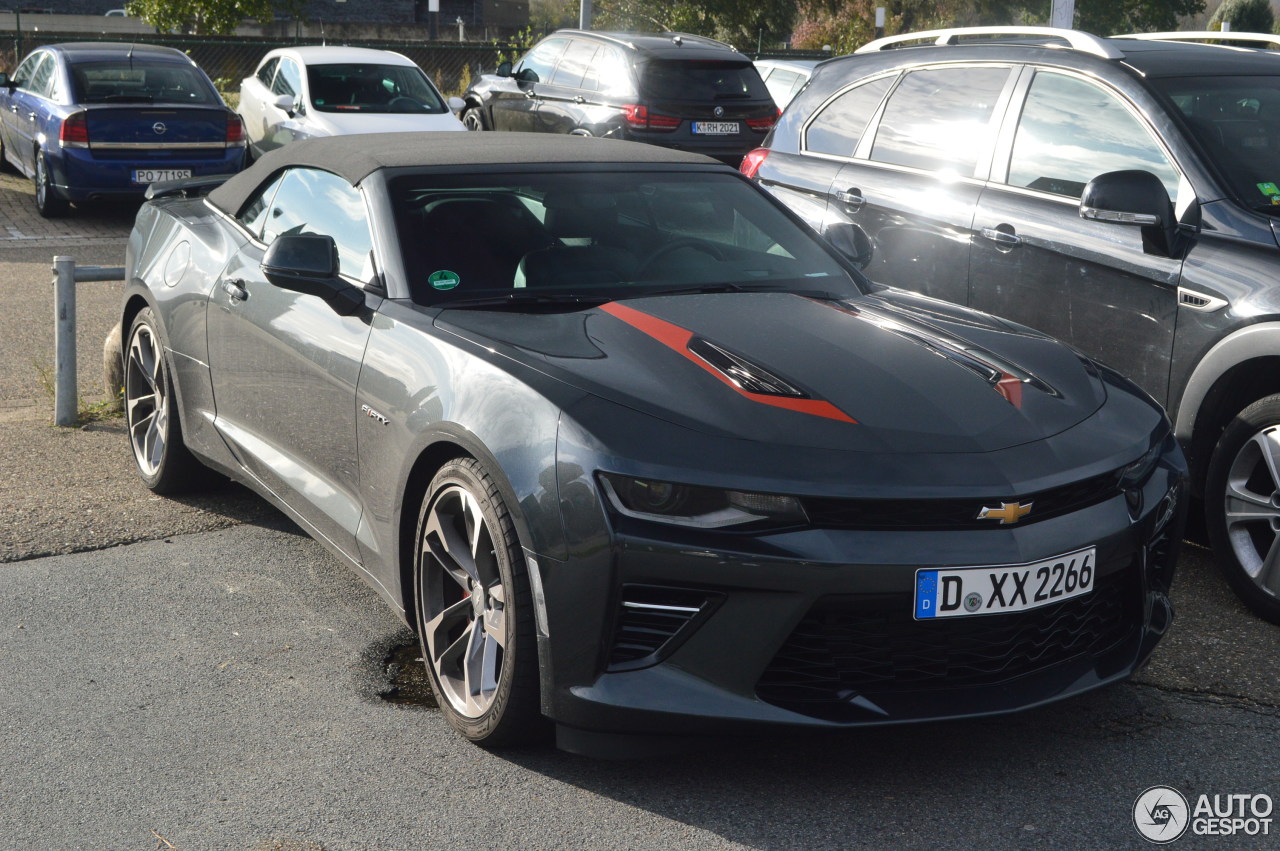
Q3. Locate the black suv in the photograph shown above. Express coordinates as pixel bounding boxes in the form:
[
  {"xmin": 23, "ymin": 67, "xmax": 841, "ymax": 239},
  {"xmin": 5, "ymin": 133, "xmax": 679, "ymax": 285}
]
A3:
[
  {"xmin": 747, "ymin": 27, "xmax": 1280, "ymax": 623},
  {"xmin": 460, "ymin": 30, "xmax": 778, "ymax": 163}
]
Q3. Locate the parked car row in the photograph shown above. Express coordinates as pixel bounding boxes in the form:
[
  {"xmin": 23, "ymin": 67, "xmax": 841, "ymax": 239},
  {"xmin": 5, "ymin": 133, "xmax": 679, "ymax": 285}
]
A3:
[{"xmin": 744, "ymin": 26, "xmax": 1280, "ymax": 624}]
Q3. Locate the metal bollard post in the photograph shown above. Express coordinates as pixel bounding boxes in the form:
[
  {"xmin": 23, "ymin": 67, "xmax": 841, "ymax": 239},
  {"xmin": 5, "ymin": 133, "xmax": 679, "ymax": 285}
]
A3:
[{"xmin": 53, "ymin": 256, "xmax": 77, "ymax": 427}]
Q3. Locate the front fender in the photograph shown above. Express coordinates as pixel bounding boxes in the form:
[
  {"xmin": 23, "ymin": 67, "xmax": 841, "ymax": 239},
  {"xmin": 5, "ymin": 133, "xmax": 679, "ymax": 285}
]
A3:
[{"xmin": 1173, "ymin": 321, "xmax": 1280, "ymax": 446}]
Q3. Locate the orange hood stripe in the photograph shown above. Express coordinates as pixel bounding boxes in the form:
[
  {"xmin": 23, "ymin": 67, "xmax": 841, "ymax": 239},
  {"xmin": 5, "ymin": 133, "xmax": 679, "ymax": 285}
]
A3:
[{"xmin": 600, "ymin": 302, "xmax": 857, "ymax": 424}]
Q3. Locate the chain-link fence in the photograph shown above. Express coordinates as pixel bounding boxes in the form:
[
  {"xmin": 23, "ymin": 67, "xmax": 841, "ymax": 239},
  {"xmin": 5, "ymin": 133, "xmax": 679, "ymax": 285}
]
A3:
[{"xmin": 1, "ymin": 31, "xmax": 830, "ymax": 99}]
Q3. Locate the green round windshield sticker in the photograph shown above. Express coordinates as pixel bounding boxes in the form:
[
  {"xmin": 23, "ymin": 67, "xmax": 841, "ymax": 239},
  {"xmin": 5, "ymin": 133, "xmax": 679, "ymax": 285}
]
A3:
[{"xmin": 429, "ymin": 270, "xmax": 461, "ymax": 291}]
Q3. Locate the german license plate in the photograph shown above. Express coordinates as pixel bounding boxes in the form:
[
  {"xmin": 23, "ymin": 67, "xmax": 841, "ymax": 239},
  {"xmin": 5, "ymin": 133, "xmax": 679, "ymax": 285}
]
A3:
[
  {"xmin": 133, "ymin": 169, "xmax": 191, "ymax": 184},
  {"xmin": 914, "ymin": 547, "xmax": 1095, "ymax": 619},
  {"xmin": 692, "ymin": 121, "xmax": 739, "ymax": 135}
]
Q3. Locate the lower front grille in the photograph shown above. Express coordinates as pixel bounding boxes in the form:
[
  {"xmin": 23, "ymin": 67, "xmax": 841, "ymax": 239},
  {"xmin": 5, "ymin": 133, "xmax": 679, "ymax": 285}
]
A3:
[{"xmin": 756, "ymin": 561, "xmax": 1139, "ymax": 719}]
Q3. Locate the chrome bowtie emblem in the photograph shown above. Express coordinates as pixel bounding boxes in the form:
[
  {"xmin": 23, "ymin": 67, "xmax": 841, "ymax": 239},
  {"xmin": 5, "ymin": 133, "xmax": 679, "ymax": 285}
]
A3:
[
  {"xmin": 977, "ymin": 502, "xmax": 1033, "ymax": 524},
  {"xmin": 152, "ymin": 122, "xmax": 167, "ymax": 135},
  {"xmin": 713, "ymin": 106, "xmax": 724, "ymax": 117}
]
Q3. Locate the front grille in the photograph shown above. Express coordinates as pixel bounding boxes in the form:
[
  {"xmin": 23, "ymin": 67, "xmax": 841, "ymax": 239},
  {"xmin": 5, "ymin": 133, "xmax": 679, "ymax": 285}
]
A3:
[
  {"xmin": 606, "ymin": 585, "xmax": 720, "ymax": 671},
  {"xmin": 801, "ymin": 469, "xmax": 1122, "ymax": 530},
  {"xmin": 756, "ymin": 561, "xmax": 1139, "ymax": 719}
]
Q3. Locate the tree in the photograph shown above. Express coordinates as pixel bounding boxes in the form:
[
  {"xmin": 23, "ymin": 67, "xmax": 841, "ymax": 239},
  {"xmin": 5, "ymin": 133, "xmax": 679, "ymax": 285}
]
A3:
[
  {"xmin": 1076, "ymin": 0, "xmax": 1206, "ymax": 35},
  {"xmin": 125, "ymin": 0, "xmax": 274, "ymax": 35},
  {"xmin": 592, "ymin": 0, "xmax": 798, "ymax": 50},
  {"xmin": 1208, "ymin": 0, "xmax": 1275, "ymax": 33},
  {"xmin": 530, "ymin": 0, "xmax": 578, "ymax": 34}
]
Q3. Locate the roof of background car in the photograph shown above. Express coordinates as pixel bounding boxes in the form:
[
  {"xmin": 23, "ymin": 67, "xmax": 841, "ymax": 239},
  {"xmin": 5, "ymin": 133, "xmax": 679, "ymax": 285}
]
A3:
[
  {"xmin": 270, "ymin": 45, "xmax": 416, "ymax": 66},
  {"xmin": 555, "ymin": 29, "xmax": 750, "ymax": 61},
  {"xmin": 206, "ymin": 132, "xmax": 722, "ymax": 215},
  {"xmin": 1109, "ymin": 37, "xmax": 1280, "ymax": 77},
  {"xmin": 47, "ymin": 42, "xmax": 195, "ymax": 63}
]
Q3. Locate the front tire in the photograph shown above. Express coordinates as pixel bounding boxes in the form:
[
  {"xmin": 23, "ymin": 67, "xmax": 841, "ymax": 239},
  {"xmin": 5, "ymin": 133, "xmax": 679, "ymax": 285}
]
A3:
[
  {"xmin": 124, "ymin": 308, "xmax": 205, "ymax": 493},
  {"xmin": 461, "ymin": 106, "xmax": 487, "ymax": 131},
  {"xmin": 1205, "ymin": 394, "xmax": 1280, "ymax": 623},
  {"xmin": 34, "ymin": 149, "xmax": 69, "ymax": 218},
  {"xmin": 413, "ymin": 457, "xmax": 541, "ymax": 746}
]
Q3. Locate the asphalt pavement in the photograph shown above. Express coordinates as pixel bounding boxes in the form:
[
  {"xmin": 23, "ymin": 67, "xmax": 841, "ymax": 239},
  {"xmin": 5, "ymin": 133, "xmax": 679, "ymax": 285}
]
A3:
[{"xmin": 0, "ymin": 171, "xmax": 1278, "ymax": 850}]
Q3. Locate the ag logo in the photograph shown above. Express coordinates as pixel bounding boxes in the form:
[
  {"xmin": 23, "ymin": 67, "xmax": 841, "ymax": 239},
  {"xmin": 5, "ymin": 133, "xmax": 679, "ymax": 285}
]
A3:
[{"xmin": 1134, "ymin": 786, "xmax": 1189, "ymax": 843}]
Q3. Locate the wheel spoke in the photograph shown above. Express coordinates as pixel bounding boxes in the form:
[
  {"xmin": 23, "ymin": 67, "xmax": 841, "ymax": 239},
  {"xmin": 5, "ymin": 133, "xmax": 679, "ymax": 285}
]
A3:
[
  {"xmin": 423, "ymin": 527, "xmax": 474, "ymax": 590},
  {"xmin": 1225, "ymin": 480, "xmax": 1280, "ymax": 526},
  {"xmin": 483, "ymin": 604, "xmax": 507, "ymax": 649},
  {"xmin": 423, "ymin": 596, "xmax": 472, "ymax": 662},
  {"xmin": 1253, "ymin": 429, "xmax": 1280, "ymax": 494},
  {"xmin": 1260, "ymin": 537, "xmax": 1280, "ymax": 596}
]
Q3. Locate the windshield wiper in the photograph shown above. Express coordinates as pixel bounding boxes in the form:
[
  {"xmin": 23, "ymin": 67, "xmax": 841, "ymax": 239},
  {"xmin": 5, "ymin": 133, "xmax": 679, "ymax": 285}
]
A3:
[{"xmin": 439, "ymin": 291, "xmax": 612, "ymax": 309}]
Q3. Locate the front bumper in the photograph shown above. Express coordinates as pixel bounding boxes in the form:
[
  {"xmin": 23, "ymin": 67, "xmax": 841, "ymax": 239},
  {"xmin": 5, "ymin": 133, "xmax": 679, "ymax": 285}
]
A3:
[{"xmin": 534, "ymin": 459, "xmax": 1184, "ymax": 739}]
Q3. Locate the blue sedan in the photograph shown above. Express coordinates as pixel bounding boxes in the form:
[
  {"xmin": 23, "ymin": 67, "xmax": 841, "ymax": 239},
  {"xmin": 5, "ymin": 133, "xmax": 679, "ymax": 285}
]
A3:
[{"xmin": 0, "ymin": 42, "xmax": 246, "ymax": 217}]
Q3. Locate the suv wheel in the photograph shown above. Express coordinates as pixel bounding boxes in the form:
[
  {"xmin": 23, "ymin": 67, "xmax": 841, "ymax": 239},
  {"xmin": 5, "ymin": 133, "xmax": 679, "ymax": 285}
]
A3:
[
  {"xmin": 461, "ymin": 107, "xmax": 486, "ymax": 131},
  {"xmin": 1205, "ymin": 394, "xmax": 1280, "ymax": 623}
]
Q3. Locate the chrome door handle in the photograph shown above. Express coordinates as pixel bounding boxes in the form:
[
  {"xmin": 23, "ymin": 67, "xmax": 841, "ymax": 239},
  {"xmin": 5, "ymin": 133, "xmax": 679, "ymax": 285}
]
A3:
[
  {"xmin": 27, "ymin": 112, "xmax": 36, "ymax": 120},
  {"xmin": 222, "ymin": 279, "xmax": 248, "ymax": 302},
  {"xmin": 834, "ymin": 188, "xmax": 865, "ymax": 211},
  {"xmin": 981, "ymin": 227, "xmax": 1021, "ymax": 247},
  {"xmin": 524, "ymin": 89, "xmax": 536, "ymax": 99},
  {"xmin": 574, "ymin": 95, "xmax": 585, "ymax": 104}
]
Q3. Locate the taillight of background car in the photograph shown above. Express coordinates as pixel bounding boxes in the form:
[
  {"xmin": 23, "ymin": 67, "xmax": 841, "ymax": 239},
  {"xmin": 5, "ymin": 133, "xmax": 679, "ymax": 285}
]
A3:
[
  {"xmin": 622, "ymin": 104, "xmax": 681, "ymax": 131},
  {"xmin": 739, "ymin": 148, "xmax": 770, "ymax": 178},
  {"xmin": 746, "ymin": 109, "xmax": 781, "ymax": 132},
  {"xmin": 59, "ymin": 112, "xmax": 89, "ymax": 148},
  {"xmin": 226, "ymin": 115, "xmax": 244, "ymax": 145}
]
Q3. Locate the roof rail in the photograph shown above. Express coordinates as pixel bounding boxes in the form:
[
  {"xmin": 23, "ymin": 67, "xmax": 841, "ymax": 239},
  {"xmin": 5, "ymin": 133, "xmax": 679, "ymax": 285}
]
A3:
[
  {"xmin": 1118, "ymin": 31, "xmax": 1280, "ymax": 50},
  {"xmin": 855, "ymin": 26, "xmax": 1125, "ymax": 60}
]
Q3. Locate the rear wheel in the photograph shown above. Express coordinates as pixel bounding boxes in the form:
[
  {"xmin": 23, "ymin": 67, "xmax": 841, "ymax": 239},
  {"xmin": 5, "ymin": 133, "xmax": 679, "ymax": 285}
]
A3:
[
  {"xmin": 124, "ymin": 308, "xmax": 206, "ymax": 493},
  {"xmin": 413, "ymin": 457, "xmax": 542, "ymax": 746},
  {"xmin": 1205, "ymin": 394, "xmax": 1280, "ymax": 623},
  {"xmin": 34, "ymin": 149, "xmax": 69, "ymax": 218},
  {"xmin": 461, "ymin": 107, "xmax": 487, "ymax": 131}
]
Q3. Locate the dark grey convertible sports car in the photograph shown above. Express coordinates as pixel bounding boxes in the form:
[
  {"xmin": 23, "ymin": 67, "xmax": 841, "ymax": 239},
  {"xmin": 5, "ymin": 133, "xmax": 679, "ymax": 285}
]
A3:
[{"xmin": 122, "ymin": 132, "xmax": 1186, "ymax": 753}]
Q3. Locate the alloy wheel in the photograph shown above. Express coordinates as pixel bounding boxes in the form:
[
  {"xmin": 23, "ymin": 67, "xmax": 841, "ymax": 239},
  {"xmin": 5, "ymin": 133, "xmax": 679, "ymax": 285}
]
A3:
[
  {"xmin": 419, "ymin": 483, "xmax": 509, "ymax": 717},
  {"xmin": 125, "ymin": 322, "xmax": 169, "ymax": 477},
  {"xmin": 1223, "ymin": 426, "xmax": 1280, "ymax": 601}
]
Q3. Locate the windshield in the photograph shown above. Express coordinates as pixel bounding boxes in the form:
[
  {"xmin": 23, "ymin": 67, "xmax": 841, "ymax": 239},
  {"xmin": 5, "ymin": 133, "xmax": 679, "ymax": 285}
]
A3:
[
  {"xmin": 1154, "ymin": 75, "xmax": 1280, "ymax": 212},
  {"xmin": 306, "ymin": 63, "xmax": 448, "ymax": 114},
  {"xmin": 391, "ymin": 170, "xmax": 865, "ymax": 307},
  {"xmin": 71, "ymin": 61, "xmax": 220, "ymax": 105},
  {"xmin": 639, "ymin": 60, "xmax": 770, "ymax": 102}
]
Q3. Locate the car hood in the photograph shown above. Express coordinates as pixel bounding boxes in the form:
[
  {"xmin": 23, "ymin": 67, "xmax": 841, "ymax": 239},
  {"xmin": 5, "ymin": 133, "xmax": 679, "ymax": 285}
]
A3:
[
  {"xmin": 305, "ymin": 110, "xmax": 465, "ymax": 135},
  {"xmin": 435, "ymin": 291, "xmax": 1108, "ymax": 454}
]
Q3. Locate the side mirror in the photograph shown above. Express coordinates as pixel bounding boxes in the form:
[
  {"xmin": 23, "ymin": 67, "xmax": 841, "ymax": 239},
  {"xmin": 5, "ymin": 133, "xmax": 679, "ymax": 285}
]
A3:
[
  {"xmin": 1080, "ymin": 169, "xmax": 1178, "ymax": 257},
  {"xmin": 261, "ymin": 234, "xmax": 362, "ymax": 314},
  {"xmin": 272, "ymin": 93, "xmax": 298, "ymax": 115},
  {"xmin": 496, "ymin": 61, "xmax": 512, "ymax": 78},
  {"xmin": 823, "ymin": 221, "xmax": 873, "ymax": 269},
  {"xmin": 447, "ymin": 96, "xmax": 465, "ymax": 113}
]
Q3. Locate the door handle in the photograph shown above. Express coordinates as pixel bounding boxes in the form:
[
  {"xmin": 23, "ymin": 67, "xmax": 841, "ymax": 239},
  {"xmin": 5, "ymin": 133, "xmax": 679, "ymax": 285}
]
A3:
[
  {"xmin": 525, "ymin": 89, "xmax": 537, "ymax": 99},
  {"xmin": 834, "ymin": 188, "xmax": 865, "ymax": 211},
  {"xmin": 574, "ymin": 95, "xmax": 585, "ymax": 104},
  {"xmin": 27, "ymin": 112, "xmax": 36, "ymax": 120},
  {"xmin": 222, "ymin": 279, "xmax": 248, "ymax": 302},
  {"xmin": 980, "ymin": 226, "xmax": 1021, "ymax": 247}
]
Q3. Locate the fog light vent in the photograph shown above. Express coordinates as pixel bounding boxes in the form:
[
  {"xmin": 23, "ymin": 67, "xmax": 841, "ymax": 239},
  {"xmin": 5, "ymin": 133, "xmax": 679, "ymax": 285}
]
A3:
[{"xmin": 606, "ymin": 585, "xmax": 720, "ymax": 672}]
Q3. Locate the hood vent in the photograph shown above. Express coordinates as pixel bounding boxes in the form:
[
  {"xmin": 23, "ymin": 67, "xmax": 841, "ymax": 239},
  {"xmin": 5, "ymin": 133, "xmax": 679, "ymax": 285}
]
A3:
[{"xmin": 688, "ymin": 337, "xmax": 809, "ymax": 398}]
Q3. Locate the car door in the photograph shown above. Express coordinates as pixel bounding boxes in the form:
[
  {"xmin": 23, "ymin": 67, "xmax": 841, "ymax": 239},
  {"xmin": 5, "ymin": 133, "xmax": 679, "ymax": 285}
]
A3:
[
  {"xmin": 7, "ymin": 52, "xmax": 53, "ymax": 176},
  {"xmin": 492, "ymin": 37, "xmax": 569, "ymax": 132},
  {"xmin": 239, "ymin": 56, "xmax": 278, "ymax": 154},
  {"xmin": 969, "ymin": 68, "xmax": 1185, "ymax": 404},
  {"xmin": 206, "ymin": 166, "xmax": 378, "ymax": 561},
  {"xmin": 827, "ymin": 64, "xmax": 1017, "ymax": 305},
  {"xmin": 0, "ymin": 52, "xmax": 40, "ymax": 171},
  {"xmin": 534, "ymin": 38, "xmax": 599, "ymax": 134}
]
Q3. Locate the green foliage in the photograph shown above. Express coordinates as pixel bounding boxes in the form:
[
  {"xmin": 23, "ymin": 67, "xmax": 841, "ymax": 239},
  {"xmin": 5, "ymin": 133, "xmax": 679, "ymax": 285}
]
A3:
[
  {"xmin": 124, "ymin": 0, "xmax": 274, "ymax": 35},
  {"xmin": 593, "ymin": 0, "xmax": 799, "ymax": 50},
  {"xmin": 529, "ymin": 0, "xmax": 578, "ymax": 32},
  {"xmin": 1208, "ymin": 0, "xmax": 1275, "ymax": 34}
]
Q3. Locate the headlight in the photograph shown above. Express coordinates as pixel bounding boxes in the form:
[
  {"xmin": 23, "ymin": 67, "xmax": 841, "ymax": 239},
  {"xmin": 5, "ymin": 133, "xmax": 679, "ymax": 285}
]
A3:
[
  {"xmin": 1119, "ymin": 437, "xmax": 1166, "ymax": 490},
  {"xmin": 599, "ymin": 473, "xmax": 807, "ymax": 529}
]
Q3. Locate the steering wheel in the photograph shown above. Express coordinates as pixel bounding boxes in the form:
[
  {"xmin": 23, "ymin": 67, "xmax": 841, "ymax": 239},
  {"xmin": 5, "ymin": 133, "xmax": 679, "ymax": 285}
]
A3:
[
  {"xmin": 638, "ymin": 239, "xmax": 727, "ymax": 277},
  {"xmin": 388, "ymin": 96, "xmax": 424, "ymax": 113}
]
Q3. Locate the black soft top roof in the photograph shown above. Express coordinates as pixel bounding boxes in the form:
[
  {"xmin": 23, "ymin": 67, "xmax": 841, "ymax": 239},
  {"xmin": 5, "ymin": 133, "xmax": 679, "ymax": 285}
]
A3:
[{"xmin": 207, "ymin": 132, "xmax": 719, "ymax": 215}]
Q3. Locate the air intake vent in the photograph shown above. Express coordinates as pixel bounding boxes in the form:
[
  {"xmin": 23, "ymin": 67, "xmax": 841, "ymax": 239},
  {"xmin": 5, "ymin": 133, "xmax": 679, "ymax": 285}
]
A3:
[
  {"xmin": 687, "ymin": 337, "xmax": 808, "ymax": 397},
  {"xmin": 606, "ymin": 585, "xmax": 721, "ymax": 671},
  {"xmin": 1177, "ymin": 288, "xmax": 1226, "ymax": 312}
]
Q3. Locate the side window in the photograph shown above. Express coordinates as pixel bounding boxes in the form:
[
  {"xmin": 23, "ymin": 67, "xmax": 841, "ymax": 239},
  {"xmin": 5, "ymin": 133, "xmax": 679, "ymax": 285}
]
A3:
[
  {"xmin": 256, "ymin": 57, "xmax": 279, "ymax": 88},
  {"xmin": 11, "ymin": 53, "xmax": 39, "ymax": 88},
  {"xmin": 262, "ymin": 169, "xmax": 375, "ymax": 283},
  {"xmin": 1007, "ymin": 71, "xmax": 1179, "ymax": 199},
  {"xmin": 516, "ymin": 38, "xmax": 569, "ymax": 84},
  {"xmin": 587, "ymin": 46, "xmax": 631, "ymax": 95},
  {"xmin": 272, "ymin": 58, "xmax": 302, "ymax": 98},
  {"xmin": 763, "ymin": 69, "xmax": 800, "ymax": 105},
  {"xmin": 29, "ymin": 54, "xmax": 56, "ymax": 99},
  {"xmin": 236, "ymin": 172, "xmax": 286, "ymax": 240},
  {"xmin": 550, "ymin": 39, "xmax": 599, "ymax": 89},
  {"xmin": 870, "ymin": 66, "xmax": 1011, "ymax": 175},
  {"xmin": 804, "ymin": 76, "xmax": 894, "ymax": 158}
]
